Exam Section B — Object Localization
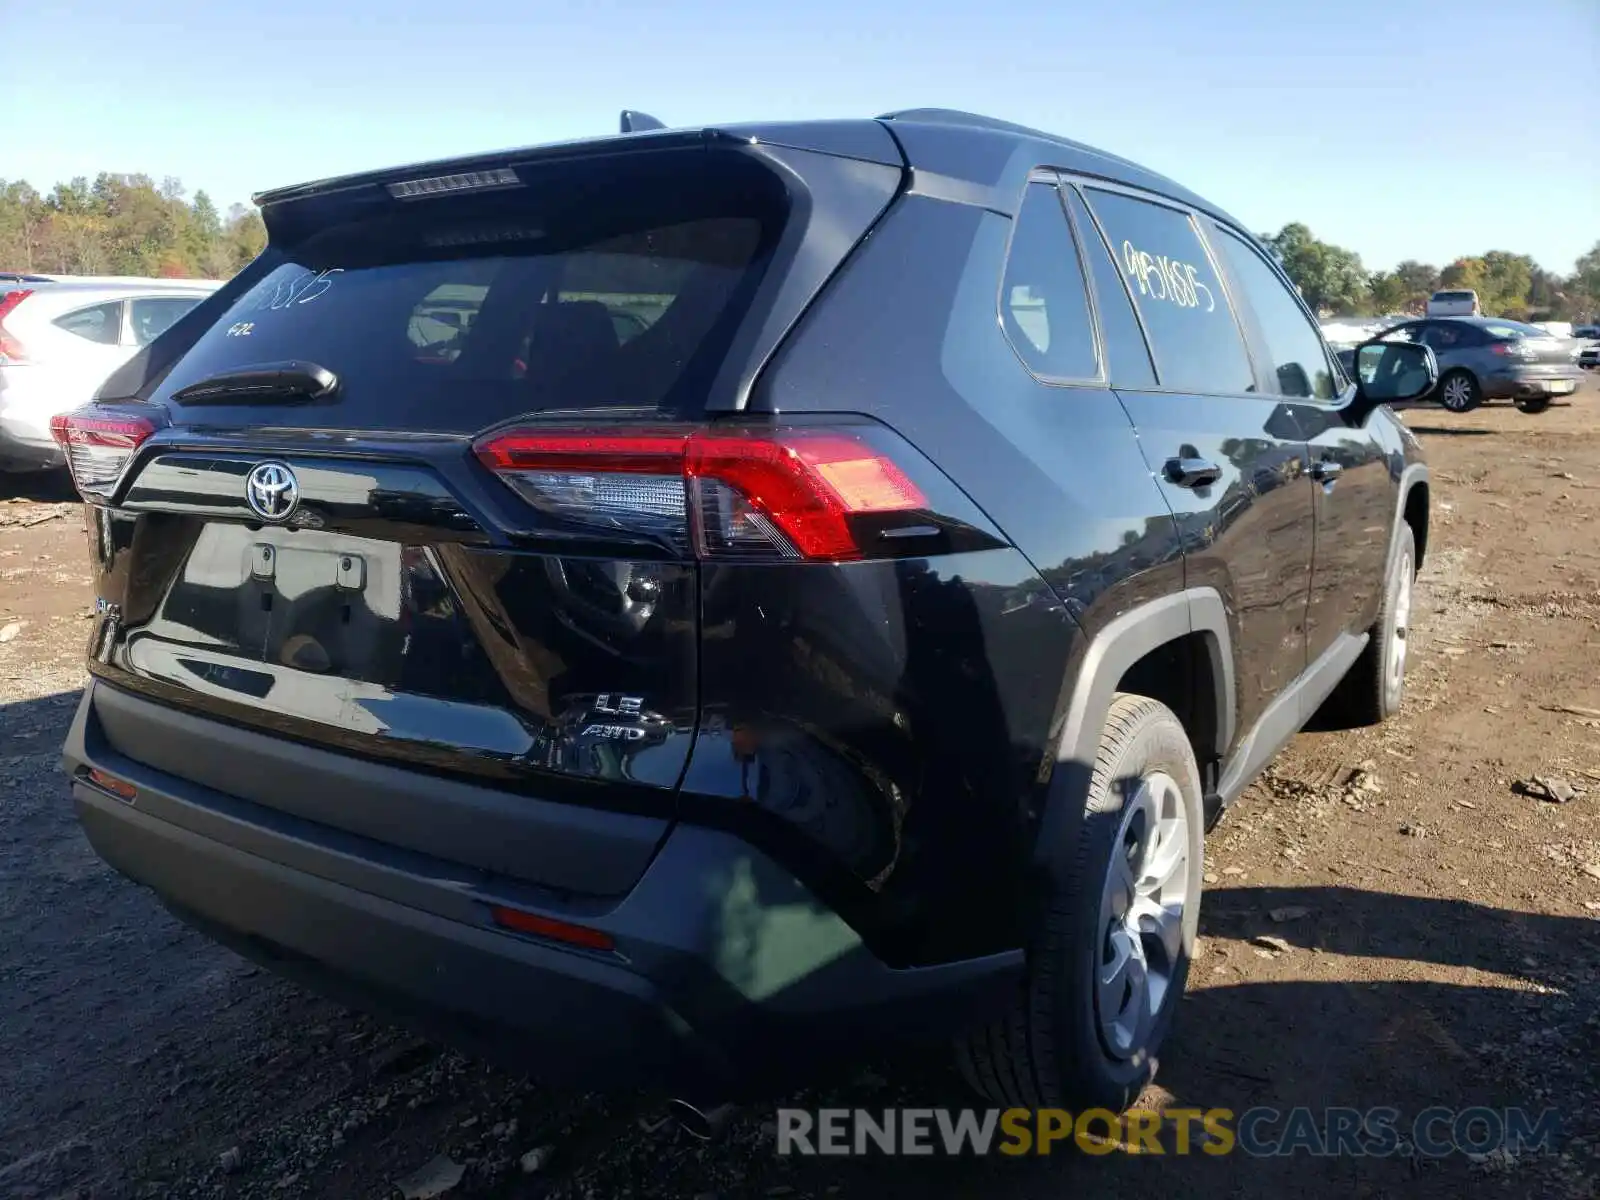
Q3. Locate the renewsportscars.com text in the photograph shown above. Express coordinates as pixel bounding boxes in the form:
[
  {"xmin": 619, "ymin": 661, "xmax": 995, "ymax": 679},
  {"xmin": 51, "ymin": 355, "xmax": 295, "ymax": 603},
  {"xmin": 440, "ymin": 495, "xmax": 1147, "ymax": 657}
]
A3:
[{"xmin": 775, "ymin": 1106, "xmax": 1560, "ymax": 1158}]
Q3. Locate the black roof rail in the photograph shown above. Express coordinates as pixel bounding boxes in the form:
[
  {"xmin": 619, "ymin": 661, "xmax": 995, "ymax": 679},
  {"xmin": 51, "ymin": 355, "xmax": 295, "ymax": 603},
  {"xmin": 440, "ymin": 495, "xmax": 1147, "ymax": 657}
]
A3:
[
  {"xmin": 620, "ymin": 110, "xmax": 667, "ymax": 134},
  {"xmin": 879, "ymin": 107, "xmax": 1166, "ymax": 189},
  {"xmin": 876, "ymin": 108, "xmax": 1054, "ymax": 138}
]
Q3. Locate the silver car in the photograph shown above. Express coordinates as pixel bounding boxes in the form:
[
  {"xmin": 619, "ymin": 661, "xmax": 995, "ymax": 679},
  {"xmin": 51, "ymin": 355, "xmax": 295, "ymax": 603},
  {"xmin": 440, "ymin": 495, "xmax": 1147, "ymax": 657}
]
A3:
[
  {"xmin": 1377, "ymin": 316, "xmax": 1583, "ymax": 414},
  {"xmin": 0, "ymin": 276, "xmax": 219, "ymax": 474}
]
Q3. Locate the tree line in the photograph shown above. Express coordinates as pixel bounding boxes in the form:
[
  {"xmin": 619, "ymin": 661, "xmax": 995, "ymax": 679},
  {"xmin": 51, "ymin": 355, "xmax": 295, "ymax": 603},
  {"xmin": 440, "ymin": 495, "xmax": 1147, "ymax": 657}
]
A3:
[
  {"xmin": 1, "ymin": 173, "xmax": 1595, "ymax": 326},
  {"xmin": 0, "ymin": 174, "xmax": 266, "ymax": 280},
  {"xmin": 1262, "ymin": 223, "xmax": 1600, "ymax": 322}
]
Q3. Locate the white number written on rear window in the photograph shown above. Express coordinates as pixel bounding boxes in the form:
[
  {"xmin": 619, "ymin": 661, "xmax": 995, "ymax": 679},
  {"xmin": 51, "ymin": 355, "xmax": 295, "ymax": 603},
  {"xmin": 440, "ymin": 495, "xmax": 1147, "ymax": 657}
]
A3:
[
  {"xmin": 237, "ymin": 268, "xmax": 343, "ymax": 316},
  {"xmin": 1121, "ymin": 241, "xmax": 1215, "ymax": 312}
]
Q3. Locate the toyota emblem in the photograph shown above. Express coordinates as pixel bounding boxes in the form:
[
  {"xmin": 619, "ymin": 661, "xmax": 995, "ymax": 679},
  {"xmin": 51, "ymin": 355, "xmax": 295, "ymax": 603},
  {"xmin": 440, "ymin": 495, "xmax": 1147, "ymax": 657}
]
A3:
[{"xmin": 246, "ymin": 462, "xmax": 300, "ymax": 522}]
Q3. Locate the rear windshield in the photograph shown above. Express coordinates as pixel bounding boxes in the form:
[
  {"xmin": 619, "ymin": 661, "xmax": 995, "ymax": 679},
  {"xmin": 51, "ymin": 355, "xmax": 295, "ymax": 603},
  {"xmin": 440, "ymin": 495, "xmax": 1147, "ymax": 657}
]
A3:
[
  {"xmin": 153, "ymin": 152, "xmax": 785, "ymax": 432},
  {"xmin": 1482, "ymin": 320, "xmax": 1549, "ymax": 339},
  {"xmin": 1432, "ymin": 291, "xmax": 1475, "ymax": 302}
]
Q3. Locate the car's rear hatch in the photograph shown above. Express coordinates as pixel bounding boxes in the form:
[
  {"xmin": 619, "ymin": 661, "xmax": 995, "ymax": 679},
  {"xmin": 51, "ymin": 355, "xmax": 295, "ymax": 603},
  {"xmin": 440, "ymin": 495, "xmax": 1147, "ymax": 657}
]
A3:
[{"xmin": 68, "ymin": 127, "xmax": 905, "ymax": 888}]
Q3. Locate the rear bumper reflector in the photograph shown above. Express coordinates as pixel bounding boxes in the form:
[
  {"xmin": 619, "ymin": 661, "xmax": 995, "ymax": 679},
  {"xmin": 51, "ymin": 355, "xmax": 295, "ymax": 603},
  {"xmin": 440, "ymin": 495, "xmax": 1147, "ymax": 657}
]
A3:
[{"xmin": 489, "ymin": 905, "xmax": 616, "ymax": 951}]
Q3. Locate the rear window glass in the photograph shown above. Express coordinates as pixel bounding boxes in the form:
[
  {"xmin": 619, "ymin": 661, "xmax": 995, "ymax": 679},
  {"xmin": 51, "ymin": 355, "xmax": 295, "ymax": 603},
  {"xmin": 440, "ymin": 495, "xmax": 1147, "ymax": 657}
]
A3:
[
  {"xmin": 1482, "ymin": 321, "xmax": 1546, "ymax": 339},
  {"xmin": 54, "ymin": 301, "xmax": 123, "ymax": 345},
  {"xmin": 1432, "ymin": 291, "xmax": 1475, "ymax": 302},
  {"xmin": 131, "ymin": 296, "xmax": 203, "ymax": 346},
  {"xmin": 154, "ymin": 155, "xmax": 783, "ymax": 431}
]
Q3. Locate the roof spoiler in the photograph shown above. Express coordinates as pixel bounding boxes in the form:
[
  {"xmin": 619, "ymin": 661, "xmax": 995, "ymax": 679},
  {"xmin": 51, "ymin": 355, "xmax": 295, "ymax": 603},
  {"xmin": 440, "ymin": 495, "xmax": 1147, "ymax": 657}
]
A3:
[{"xmin": 620, "ymin": 110, "xmax": 667, "ymax": 134}]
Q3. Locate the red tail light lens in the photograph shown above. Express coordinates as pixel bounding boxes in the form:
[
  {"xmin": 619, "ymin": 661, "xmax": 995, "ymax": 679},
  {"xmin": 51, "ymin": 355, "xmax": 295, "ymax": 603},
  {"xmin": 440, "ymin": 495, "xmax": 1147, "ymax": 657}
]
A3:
[
  {"xmin": 688, "ymin": 429, "xmax": 924, "ymax": 560},
  {"xmin": 86, "ymin": 768, "xmax": 138, "ymax": 802},
  {"xmin": 49, "ymin": 405, "xmax": 161, "ymax": 501},
  {"xmin": 473, "ymin": 426, "xmax": 930, "ymax": 562},
  {"xmin": 489, "ymin": 905, "xmax": 615, "ymax": 951},
  {"xmin": 0, "ymin": 288, "xmax": 32, "ymax": 364}
]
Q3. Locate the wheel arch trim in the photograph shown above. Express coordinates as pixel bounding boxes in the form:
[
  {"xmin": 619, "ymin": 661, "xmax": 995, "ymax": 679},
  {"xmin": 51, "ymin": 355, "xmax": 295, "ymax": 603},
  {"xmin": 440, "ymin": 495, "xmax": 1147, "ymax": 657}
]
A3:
[
  {"xmin": 1391, "ymin": 462, "xmax": 1430, "ymax": 568},
  {"xmin": 1055, "ymin": 588, "xmax": 1235, "ymax": 769},
  {"xmin": 1036, "ymin": 587, "xmax": 1235, "ymax": 871}
]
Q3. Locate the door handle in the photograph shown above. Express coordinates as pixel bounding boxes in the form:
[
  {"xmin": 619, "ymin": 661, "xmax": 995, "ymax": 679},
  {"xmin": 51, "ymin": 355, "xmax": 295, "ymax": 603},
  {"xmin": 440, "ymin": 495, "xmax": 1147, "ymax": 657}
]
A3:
[
  {"xmin": 1311, "ymin": 459, "xmax": 1343, "ymax": 483},
  {"xmin": 1164, "ymin": 456, "xmax": 1222, "ymax": 489}
]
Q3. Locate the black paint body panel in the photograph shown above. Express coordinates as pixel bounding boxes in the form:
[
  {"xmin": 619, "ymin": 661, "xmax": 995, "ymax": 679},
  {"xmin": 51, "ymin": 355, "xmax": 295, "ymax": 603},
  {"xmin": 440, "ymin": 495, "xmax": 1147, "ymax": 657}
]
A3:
[
  {"xmin": 86, "ymin": 439, "xmax": 706, "ymax": 864},
  {"xmin": 684, "ymin": 550, "xmax": 1075, "ymax": 965}
]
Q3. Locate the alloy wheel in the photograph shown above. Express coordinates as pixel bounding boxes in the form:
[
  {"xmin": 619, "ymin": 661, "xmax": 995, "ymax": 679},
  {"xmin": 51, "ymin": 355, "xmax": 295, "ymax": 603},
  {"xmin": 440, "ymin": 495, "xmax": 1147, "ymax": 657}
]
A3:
[
  {"xmin": 1385, "ymin": 547, "xmax": 1414, "ymax": 704},
  {"xmin": 1095, "ymin": 771, "xmax": 1190, "ymax": 1060},
  {"xmin": 1441, "ymin": 376, "xmax": 1474, "ymax": 411}
]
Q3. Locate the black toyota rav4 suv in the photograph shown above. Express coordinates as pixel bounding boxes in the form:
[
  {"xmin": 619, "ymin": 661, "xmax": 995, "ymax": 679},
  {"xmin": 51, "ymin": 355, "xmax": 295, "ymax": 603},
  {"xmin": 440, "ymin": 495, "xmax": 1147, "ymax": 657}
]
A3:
[{"xmin": 56, "ymin": 109, "xmax": 1435, "ymax": 1114}]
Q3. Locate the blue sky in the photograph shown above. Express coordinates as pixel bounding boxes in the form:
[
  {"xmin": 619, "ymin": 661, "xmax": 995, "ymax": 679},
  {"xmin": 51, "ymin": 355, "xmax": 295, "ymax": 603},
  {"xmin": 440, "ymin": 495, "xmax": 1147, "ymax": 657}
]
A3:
[{"xmin": 4, "ymin": 0, "xmax": 1596, "ymax": 273}]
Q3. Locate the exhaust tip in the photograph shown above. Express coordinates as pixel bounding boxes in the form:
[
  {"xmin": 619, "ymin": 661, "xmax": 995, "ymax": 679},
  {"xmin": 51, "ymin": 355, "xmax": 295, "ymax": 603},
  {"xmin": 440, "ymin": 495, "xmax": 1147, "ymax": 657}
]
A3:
[{"xmin": 666, "ymin": 1098, "xmax": 733, "ymax": 1141}]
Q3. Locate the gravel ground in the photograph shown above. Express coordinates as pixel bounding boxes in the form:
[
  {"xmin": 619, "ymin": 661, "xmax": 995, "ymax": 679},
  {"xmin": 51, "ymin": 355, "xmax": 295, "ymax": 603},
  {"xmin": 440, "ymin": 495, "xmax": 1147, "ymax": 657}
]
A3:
[{"xmin": 2, "ymin": 387, "xmax": 1598, "ymax": 1200}]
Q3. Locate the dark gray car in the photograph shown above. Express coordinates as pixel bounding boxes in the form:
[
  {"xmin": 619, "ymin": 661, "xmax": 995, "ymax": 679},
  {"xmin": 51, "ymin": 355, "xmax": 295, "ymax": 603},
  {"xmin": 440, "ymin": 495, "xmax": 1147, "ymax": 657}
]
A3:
[{"xmin": 1377, "ymin": 316, "xmax": 1582, "ymax": 414}]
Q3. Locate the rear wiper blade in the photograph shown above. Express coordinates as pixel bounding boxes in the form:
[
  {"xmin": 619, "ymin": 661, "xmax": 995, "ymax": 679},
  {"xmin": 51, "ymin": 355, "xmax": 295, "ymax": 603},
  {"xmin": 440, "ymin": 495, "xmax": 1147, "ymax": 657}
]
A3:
[{"xmin": 169, "ymin": 361, "xmax": 339, "ymax": 405}]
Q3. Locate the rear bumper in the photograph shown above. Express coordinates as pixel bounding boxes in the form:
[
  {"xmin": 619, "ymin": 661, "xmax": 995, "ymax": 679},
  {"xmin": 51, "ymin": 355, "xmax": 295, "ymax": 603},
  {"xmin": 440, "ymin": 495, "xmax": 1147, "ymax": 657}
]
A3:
[
  {"xmin": 63, "ymin": 681, "xmax": 1021, "ymax": 1094},
  {"xmin": 1483, "ymin": 369, "xmax": 1583, "ymax": 400},
  {"xmin": 0, "ymin": 369, "xmax": 68, "ymax": 470},
  {"xmin": 0, "ymin": 414, "xmax": 63, "ymax": 470}
]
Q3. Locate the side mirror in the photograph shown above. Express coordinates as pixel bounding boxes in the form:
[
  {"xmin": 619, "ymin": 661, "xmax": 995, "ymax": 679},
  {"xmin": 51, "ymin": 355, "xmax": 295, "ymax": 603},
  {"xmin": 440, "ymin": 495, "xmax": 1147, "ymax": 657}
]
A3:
[{"xmin": 1346, "ymin": 339, "xmax": 1438, "ymax": 422}]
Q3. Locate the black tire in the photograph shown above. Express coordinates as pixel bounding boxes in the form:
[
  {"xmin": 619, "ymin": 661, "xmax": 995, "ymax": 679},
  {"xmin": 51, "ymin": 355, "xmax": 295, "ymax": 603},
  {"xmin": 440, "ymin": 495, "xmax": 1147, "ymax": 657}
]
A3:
[
  {"xmin": 1514, "ymin": 397, "xmax": 1552, "ymax": 414},
  {"xmin": 1436, "ymin": 370, "xmax": 1482, "ymax": 413},
  {"xmin": 1312, "ymin": 522, "xmax": 1416, "ymax": 730},
  {"xmin": 955, "ymin": 693, "xmax": 1203, "ymax": 1112}
]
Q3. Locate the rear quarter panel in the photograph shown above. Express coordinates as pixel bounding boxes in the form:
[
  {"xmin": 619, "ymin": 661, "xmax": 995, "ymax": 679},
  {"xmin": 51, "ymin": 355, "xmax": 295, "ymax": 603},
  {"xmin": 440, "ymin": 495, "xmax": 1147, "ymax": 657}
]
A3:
[{"xmin": 712, "ymin": 191, "xmax": 1185, "ymax": 965}]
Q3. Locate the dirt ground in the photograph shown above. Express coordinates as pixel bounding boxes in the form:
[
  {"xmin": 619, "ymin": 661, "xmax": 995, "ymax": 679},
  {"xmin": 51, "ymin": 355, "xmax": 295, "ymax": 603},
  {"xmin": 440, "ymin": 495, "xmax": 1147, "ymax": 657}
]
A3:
[{"xmin": 2, "ymin": 385, "xmax": 1598, "ymax": 1200}]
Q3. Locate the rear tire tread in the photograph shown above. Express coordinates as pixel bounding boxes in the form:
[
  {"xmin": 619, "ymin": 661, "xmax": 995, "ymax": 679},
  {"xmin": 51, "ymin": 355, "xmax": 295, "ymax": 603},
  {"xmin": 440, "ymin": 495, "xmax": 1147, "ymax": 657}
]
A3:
[{"xmin": 1313, "ymin": 521, "xmax": 1415, "ymax": 729}]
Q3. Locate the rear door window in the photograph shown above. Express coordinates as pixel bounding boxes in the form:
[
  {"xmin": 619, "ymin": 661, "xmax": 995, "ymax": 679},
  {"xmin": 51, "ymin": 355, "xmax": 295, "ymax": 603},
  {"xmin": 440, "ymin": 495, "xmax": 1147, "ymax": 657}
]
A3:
[
  {"xmin": 1419, "ymin": 322, "xmax": 1478, "ymax": 350},
  {"xmin": 153, "ymin": 163, "xmax": 780, "ymax": 433},
  {"xmin": 1083, "ymin": 188, "xmax": 1256, "ymax": 395},
  {"xmin": 54, "ymin": 301, "xmax": 124, "ymax": 345},
  {"xmin": 1062, "ymin": 187, "xmax": 1156, "ymax": 388},
  {"xmin": 130, "ymin": 296, "xmax": 203, "ymax": 346}
]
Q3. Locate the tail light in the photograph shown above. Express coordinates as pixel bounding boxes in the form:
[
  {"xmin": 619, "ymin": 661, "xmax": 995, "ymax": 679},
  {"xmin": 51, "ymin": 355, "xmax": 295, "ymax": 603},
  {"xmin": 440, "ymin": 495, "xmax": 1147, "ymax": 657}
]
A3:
[
  {"xmin": 49, "ymin": 404, "xmax": 164, "ymax": 502},
  {"xmin": 0, "ymin": 289, "xmax": 32, "ymax": 364},
  {"xmin": 1490, "ymin": 340, "xmax": 1533, "ymax": 360},
  {"xmin": 473, "ymin": 425, "xmax": 931, "ymax": 562}
]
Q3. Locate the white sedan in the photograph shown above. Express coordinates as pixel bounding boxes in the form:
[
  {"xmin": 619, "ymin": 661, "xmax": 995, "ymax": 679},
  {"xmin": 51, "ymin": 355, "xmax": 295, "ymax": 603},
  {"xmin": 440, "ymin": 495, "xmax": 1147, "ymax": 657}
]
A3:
[{"xmin": 0, "ymin": 276, "xmax": 219, "ymax": 475}]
